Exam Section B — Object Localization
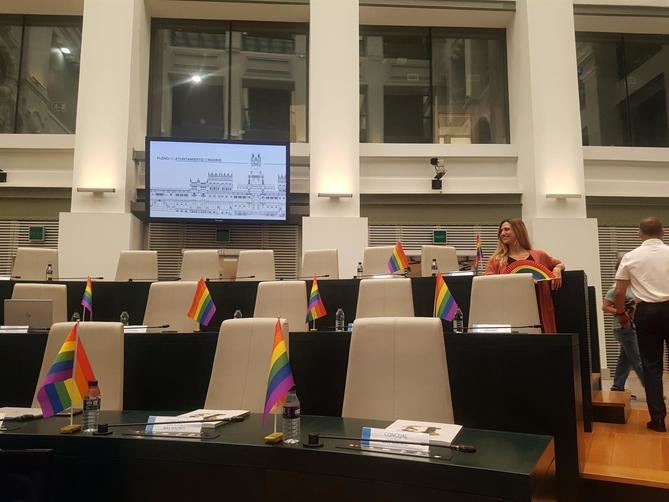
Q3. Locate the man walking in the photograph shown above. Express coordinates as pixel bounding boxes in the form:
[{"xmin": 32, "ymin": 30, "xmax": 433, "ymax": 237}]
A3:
[{"xmin": 615, "ymin": 217, "xmax": 669, "ymax": 432}]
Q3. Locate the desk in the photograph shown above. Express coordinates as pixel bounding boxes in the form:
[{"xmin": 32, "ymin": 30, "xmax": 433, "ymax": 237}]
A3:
[{"xmin": 0, "ymin": 412, "xmax": 555, "ymax": 501}]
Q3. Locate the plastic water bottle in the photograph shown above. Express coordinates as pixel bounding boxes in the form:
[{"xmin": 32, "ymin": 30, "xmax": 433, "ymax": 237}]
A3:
[
  {"xmin": 233, "ymin": 309, "xmax": 243, "ymax": 319},
  {"xmin": 282, "ymin": 388, "xmax": 301, "ymax": 445},
  {"xmin": 356, "ymin": 262, "xmax": 363, "ymax": 278},
  {"xmin": 453, "ymin": 308, "xmax": 465, "ymax": 334},
  {"xmin": 46, "ymin": 263, "xmax": 53, "ymax": 281},
  {"xmin": 82, "ymin": 380, "xmax": 101, "ymax": 433},
  {"xmin": 431, "ymin": 258, "xmax": 438, "ymax": 277},
  {"xmin": 119, "ymin": 311, "xmax": 130, "ymax": 326},
  {"xmin": 71, "ymin": 312, "xmax": 81, "ymax": 322},
  {"xmin": 335, "ymin": 308, "xmax": 345, "ymax": 332}
]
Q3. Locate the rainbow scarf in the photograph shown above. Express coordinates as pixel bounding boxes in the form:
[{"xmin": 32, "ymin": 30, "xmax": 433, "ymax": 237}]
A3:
[
  {"xmin": 307, "ymin": 277, "xmax": 327, "ymax": 322},
  {"xmin": 263, "ymin": 320, "xmax": 295, "ymax": 424},
  {"xmin": 475, "ymin": 233, "xmax": 484, "ymax": 269},
  {"xmin": 81, "ymin": 277, "xmax": 93, "ymax": 314},
  {"xmin": 387, "ymin": 240, "xmax": 410, "ymax": 273},
  {"xmin": 187, "ymin": 278, "xmax": 217, "ymax": 326},
  {"xmin": 36, "ymin": 322, "xmax": 97, "ymax": 418},
  {"xmin": 434, "ymin": 272, "xmax": 459, "ymax": 321}
]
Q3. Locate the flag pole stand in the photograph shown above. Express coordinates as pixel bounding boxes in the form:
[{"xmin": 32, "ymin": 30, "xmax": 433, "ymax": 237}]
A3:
[{"xmin": 310, "ymin": 319, "xmax": 316, "ymax": 332}]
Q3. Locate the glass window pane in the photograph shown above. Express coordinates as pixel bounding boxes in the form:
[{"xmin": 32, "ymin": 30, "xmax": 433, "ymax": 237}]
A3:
[
  {"xmin": 432, "ymin": 29, "xmax": 508, "ymax": 144},
  {"xmin": 149, "ymin": 22, "xmax": 230, "ymax": 139},
  {"xmin": 230, "ymin": 22, "xmax": 308, "ymax": 143},
  {"xmin": 0, "ymin": 17, "xmax": 22, "ymax": 133},
  {"xmin": 360, "ymin": 27, "xmax": 431, "ymax": 143},
  {"xmin": 624, "ymin": 36, "xmax": 669, "ymax": 147},
  {"xmin": 17, "ymin": 17, "xmax": 82, "ymax": 134},
  {"xmin": 576, "ymin": 33, "xmax": 629, "ymax": 146}
]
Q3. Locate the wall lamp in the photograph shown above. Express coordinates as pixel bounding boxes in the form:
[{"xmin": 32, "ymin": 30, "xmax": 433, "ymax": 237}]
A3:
[
  {"xmin": 317, "ymin": 193, "xmax": 353, "ymax": 199},
  {"xmin": 545, "ymin": 193, "xmax": 582, "ymax": 199},
  {"xmin": 76, "ymin": 187, "xmax": 116, "ymax": 193}
]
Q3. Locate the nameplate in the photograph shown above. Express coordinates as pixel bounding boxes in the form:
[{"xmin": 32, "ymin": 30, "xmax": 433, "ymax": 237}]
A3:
[
  {"xmin": 124, "ymin": 325, "xmax": 148, "ymax": 334},
  {"xmin": 0, "ymin": 413, "xmax": 4, "ymax": 429},
  {"xmin": 361, "ymin": 427, "xmax": 429, "ymax": 453},
  {"xmin": 145, "ymin": 416, "xmax": 202, "ymax": 435},
  {"xmin": 0, "ymin": 326, "xmax": 29, "ymax": 334},
  {"xmin": 0, "ymin": 276, "xmax": 11, "ymax": 281},
  {"xmin": 471, "ymin": 324, "xmax": 512, "ymax": 334}
]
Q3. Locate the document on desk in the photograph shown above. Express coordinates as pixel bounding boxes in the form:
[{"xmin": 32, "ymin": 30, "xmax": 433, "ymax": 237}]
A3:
[
  {"xmin": 177, "ymin": 409, "xmax": 250, "ymax": 428},
  {"xmin": 0, "ymin": 407, "xmax": 43, "ymax": 420},
  {"xmin": 386, "ymin": 419, "xmax": 462, "ymax": 446},
  {"xmin": 0, "ymin": 326, "xmax": 29, "ymax": 334}
]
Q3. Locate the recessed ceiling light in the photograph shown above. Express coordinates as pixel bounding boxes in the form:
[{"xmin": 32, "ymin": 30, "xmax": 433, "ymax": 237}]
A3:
[
  {"xmin": 60, "ymin": 47, "xmax": 71, "ymax": 55},
  {"xmin": 191, "ymin": 75, "xmax": 202, "ymax": 84}
]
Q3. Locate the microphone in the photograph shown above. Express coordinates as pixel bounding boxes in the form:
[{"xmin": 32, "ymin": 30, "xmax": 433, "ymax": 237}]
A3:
[
  {"xmin": 304, "ymin": 433, "xmax": 476, "ymax": 453},
  {"xmin": 354, "ymin": 271, "xmax": 408, "ymax": 279},
  {"xmin": 53, "ymin": 276, "xmax": 105, "ymax": 280},
  {"xmin": 127, "ymin": 278, "xmax": 159, "ymax": 282},
  {"xmin": 296, "ymin": 274, "xmax": 331, "ymax": 279},
  {"xmin": 95, "ymin": 415, "xmax": 247, "ymax": 435},
  {"xmin": 124, "ymin": 324, "xmax": 170, "ymax": 330},
  {"xmin": 456, "ymin": 323, "xmax": 544, "ymax": 334},
  {"xmin": 208, "ymin": 275, "xmax": 256, "ymax": 281}
]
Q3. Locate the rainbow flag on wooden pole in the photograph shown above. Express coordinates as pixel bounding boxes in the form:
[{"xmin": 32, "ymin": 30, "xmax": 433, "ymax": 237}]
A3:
[
  {"xmin": 306, "ymin": 276, "xmax": 327, "ymax": 329},
  {"xmin": 36, "ymin": 322, "xmax": 96, "ymax": 421},
  {"xmin": 81, "ymin": 277, "xmax": 93, "ymax": 321},
  {"xmin": 187, "ymin": 278, "xmax": 217, "ymax": 326},
  {"xmin": 263, "ymin": 319, "xmax": 295, "ymax": 427},
  {"xmin": 474, "ymin": 233, "xmax": 484, "ymax": 274},
  {"xmin": 434, "ymin": 272, "xmax": 459, "ymax": 322},
  {"xmin": 387, "ymin": 240, "xmax": 410, "ymax": 273}
]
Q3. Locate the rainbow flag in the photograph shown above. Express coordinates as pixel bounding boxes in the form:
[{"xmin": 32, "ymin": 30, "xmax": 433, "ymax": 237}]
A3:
[
  {"xmin": 307, "ymin": 277, "xmax": 327, "ymax": 322},
  {"xmin": 36, "ymin": 322, "xmax": 97, "ymax": 418},
  {"xmin": 434, "ymin": 272, "xmax": 459, "ymax": 322},
  {"xmin": 387, "ymin": 240, "xmax": 410, "ymax": 273},
  {"xmin": 474, "ymin": 233, "xmax": 484, "ymax": 269},
  {"xmin": 263, "ymin": 319, "xmax": 295, "ymax": 424},
  {"xmin": 81, "ymin": 277, "xmax": 93, "ymax": 314},
  {"xmin": 187, "ymin": 278, "xmax": 217, "ymax": 326}
]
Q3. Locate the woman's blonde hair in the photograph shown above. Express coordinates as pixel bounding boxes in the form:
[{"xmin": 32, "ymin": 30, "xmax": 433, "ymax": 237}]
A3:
[{"xmin": 491, "ymin": 218, "xmax": 533, "ymax": 267}]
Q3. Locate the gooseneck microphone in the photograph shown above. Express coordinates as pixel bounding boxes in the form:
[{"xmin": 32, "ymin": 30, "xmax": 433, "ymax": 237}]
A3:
[
  {"xmin": 304, "ymin": 433, "xmax": 476, "ymax": 453},
  {"xmin": 95, "ymin": 415, "xmax": 247, "ymax": 435}
]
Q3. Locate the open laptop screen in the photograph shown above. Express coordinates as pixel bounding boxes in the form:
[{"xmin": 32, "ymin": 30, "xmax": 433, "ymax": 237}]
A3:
[{"xmin": 3, "ymin": 299, "xmax": 53, "ymax": 330}]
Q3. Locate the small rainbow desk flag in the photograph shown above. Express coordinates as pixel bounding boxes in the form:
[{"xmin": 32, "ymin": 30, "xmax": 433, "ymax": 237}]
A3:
[
  {"xmin": 307, "ymin": 277, "xmax": 327, "ymax": 322},
  {"xmin": 81, "ymin": 277, "xmax": 93, "ymax": 314},
  {"xmin": 474, "ymin": 233, "xmax": 484, "ymax": 269},
  {"xmin": 187, "ymin": 278, "xmax": 217, "ymax": 326},
  {"xmin": 434, "ymin": 272, "xmax": 459, "ymax": 322},
  {"xmin": 263, "ymin": 319, "xmax": 295, "ymax": 424},
  {"xmin": 36, "ymin": 322, "xmax": 96, "ymax": 418},
  {"xmin": 387, "ymin": 240, "xmax": 410, "ymax": 273}
]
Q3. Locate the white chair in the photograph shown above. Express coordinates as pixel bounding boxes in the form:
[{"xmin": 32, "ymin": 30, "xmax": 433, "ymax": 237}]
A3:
[
  {"xmin": 236, "ymin": 250, "xmax": 275, "ymax": 281},
  {"xmin": 205, "ymin": 318, "xmax": 289, "ymax": 412},
  {"xmin": 343, "ymin": 317, "xmax": 453, "ymax": 422},
  {"xmin": 356, "ymin": 278, "xmax": 414, "ymax": 318},
  {"xmin": 253, "ymin": 281, "xmax": 308, "ymax": 332},
  {"xmin": 180, "ymin": 249, "xmax": 220, "ymax": 281},
  {"xmin": 421, "ymin": 245, "xmax": 459, "ymax": 276},
  {"xmin": 12, "ymin": 247, "xmax": 58, "ymax": 280},
  {"xmin": 12, "ymin": 283, "xmax": 67, "ymax": 323},
  {"xmin": 362, "ymin": 246, "xmax": 395, "ymax": 275},
  {"xmin": 32, "ymin": 322, "xmax": 124, "ymax": 411},
  {"xmin": 301, "ymin": 249, "xmax": 339, "ymax": 279},
  {"xmin": 115, "ymin": 250, "xmax": 158, "ymax": 281},
  {"xmin": 468, "ymin": 274, "xmax": 541, "ymax": 334},
  {"xmin": 143, "ymin": 281, "xmax": 200, "ymax": 332}
]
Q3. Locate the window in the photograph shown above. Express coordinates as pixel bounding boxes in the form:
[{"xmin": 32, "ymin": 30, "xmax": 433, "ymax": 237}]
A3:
[
  {"xmin": 577, "ymin": 33, "xmax": 669, "ymax": 147},
  {"xmin": 0, "ymin": 15, "xmax": 81, "ymax": 134},
  {"xmin": 360, "ymin": 26, "xmax": 509, "ymax": 144},
  {"xmin": 149, "ymin": 20, "xmax": 308, "ymax": 143}
]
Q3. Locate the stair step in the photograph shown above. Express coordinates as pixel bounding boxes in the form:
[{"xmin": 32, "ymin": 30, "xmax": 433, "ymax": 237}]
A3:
[{"xmin": 592, "ymin": 390, "xmax": 631, "ymax": 424}]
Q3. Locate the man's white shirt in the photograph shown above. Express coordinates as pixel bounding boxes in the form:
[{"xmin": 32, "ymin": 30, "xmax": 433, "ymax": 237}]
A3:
[{"xmin": 616, "ymin": 238, "xmax": 669, "ymax": 303}]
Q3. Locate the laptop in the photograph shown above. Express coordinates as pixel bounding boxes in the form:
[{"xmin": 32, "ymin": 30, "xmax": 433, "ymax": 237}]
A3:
[{"xmin": 3, "ymin": 299, "xmax": 53, "ymax": 330}]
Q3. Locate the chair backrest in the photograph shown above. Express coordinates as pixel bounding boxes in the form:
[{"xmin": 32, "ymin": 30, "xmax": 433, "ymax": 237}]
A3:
[
  {"xmin": 143, "ymin": 281, "xmax": 200, "ymax": 332},
  {"xmin": 343, "ymin": 317, "xmax": 453, "ymax": 422},
  {"xmin": 254, "ymin": 281, "xmax": 308, "ymax": 332},
  {"xmin": 205, "ymin": 318, "xmax": 289, "ymax": 411},
  {"xmin": 12, "ymin": 248, "xmax": 58, "ymax": 281},
  {"xmin": 32, "ymin": 322, "xmax": 124, "ymax": 411},
  {"xmin": 115, "ymin": 250, "xmax": 158, "ymax": 281},
  {"xmin": 11, "ymin": 283, "xmax": 67, "ymax": 323},
  {"xmin": 362, "ymin": 246, "xmax": 394, "ymax": 275},
  {"xmin": 180, "ymin": 249, "xmax": 220, "ymax": 281},
  {"xmin": 301, "ymin": 249, "xmax": 339, "ymax": 279},
  {"xmin": 236, "ymin": 250, "xmax": 275, "ymax": 281},
  {"xmin": 356, "ymin": 278, "xmax": 414, "ymax": 318},
  {"xmin": 469, "ymin": 274, "xmax": 541, "ymax": 334},
  {"xmin": 421, "ymin": 245, "xmax": 459, "ymax": 276}
]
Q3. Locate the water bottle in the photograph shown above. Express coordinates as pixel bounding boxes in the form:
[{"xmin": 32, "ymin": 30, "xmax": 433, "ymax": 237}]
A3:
[
  {"xmin": 335, "ymin": 308, "xmax": 345, "ymax": 332},
  {"xmin": 282, "ymin": 388, "xmax": 301, "ymax": 445},
  {"xmin": 233, "ymin": 309, "xmax": 243, "ymax": 319},
  {"xmin": 46, "ymin": 263, "xmax": 54, "ymax": 281},
  {"xmin": 71, "ymin": 312, "xmax": 81, "ymax": 322},
  {"xmin": 82, "ymin": 380, "xmax": 101, "ymax": 433},
  {"xmin": 356, "ymin": 262, "xmax": 363, "ymax": 278},
  {"xmin": 431, "ymin": 258, "xmax": 438, "ymax": 277},
  {"xmin": 119, "ymin": 311, "xmax": 130, "ymax": 326},
  {"xmin": 453, "ymin": 308, "xmax": 465, "ymax": 334}
]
